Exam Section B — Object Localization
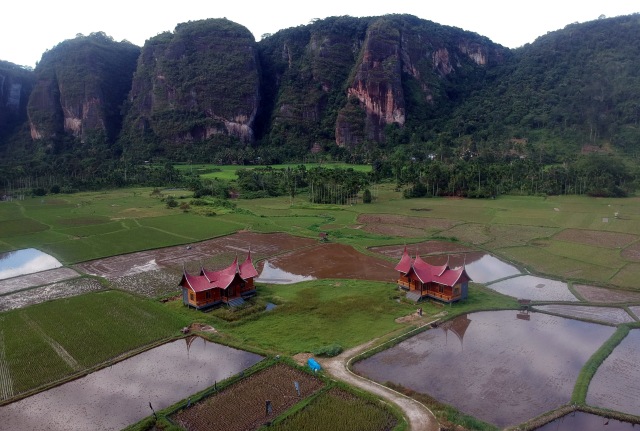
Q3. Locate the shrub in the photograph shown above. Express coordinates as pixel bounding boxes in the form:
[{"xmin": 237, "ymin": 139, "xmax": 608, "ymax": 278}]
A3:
[{"xmin": 313, "ymin": 344, "xmax": 343, "ymax": 357}]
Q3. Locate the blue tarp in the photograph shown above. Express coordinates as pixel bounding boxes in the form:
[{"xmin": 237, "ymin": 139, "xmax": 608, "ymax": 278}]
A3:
[{"xmin": 307, "ymin": 357, "xmax": 321, "ymax": 372}]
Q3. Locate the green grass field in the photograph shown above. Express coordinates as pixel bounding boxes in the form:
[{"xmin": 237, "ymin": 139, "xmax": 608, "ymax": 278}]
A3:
[{"xmin": 1, "ymin": 186, "xmax": 639, "ymax": 287}]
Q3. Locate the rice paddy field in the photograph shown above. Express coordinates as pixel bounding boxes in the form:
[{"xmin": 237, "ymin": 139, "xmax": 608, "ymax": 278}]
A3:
[
  {"xmin": 0, "ymin": 291, "xmax": 188, "ymax": 401},
  {"xmin": 2, "ymin": 184, "xmax": 640, "ymax": 429}
]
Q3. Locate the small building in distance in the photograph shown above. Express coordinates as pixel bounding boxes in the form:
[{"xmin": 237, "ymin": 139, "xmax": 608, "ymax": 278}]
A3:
[
  {"xmin": 395, "ymin": 247, "xmax": 471, "ymax": 303},
  {"xmin": 180, "ymin": 252, "xmax": 258, "ymax": 310}
]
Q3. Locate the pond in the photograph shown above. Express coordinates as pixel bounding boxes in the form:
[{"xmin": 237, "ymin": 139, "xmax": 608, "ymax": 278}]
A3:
[
  {"xmin": 353, "ymin": 311, "xmax": 614, "ymax": 428},
  {"xmin": 0, "ymin": 248, "xmax": 62, "ymax": 280},
  {"xmin": 535, "ymin": 411, "xmax": 638, "ymax": 431},
  {"xmin": 487, "ymin": 274, "xmax": 578, "ymax": 302},
  {"xmin": 0, "ymin": 337, "xmax": 263, "ymax": 431},
  {"xmin": 586, "ymin": 329, "xmax": 640, "ymax": 416}
]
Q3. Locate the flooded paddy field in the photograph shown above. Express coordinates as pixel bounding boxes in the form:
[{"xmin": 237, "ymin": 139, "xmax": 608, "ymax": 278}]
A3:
[
  {"xmin": 0, "ymin": 267, "xmax": 79, "ymax": 296},
  {"xmin": 259, "ymin": 243, "xmax": 397, "ymax": 282},
  {"xmin": 353, "ymin": 311, "xmax": 614, "ymax": 428},
  {"xmin": 487, "ymin": 275, "xmax": 578, "ymax": 301},
  {"xmin": 534, "ymin": 305, "xmax": 635, "ymax": 325},
  {"xmin": 535, "ymin": 411, "xmax": 638, "ymax": 431},
  {"xmin": 586, "ymin": 329, "xmax": 640, "ymax": 416},
  {"xmin": 0, "ymin": 249, "xmax": 63, "ymax": 280},
  {"xmin": 0, "ymin": 337, "xmax": 263, "ymax": 431},
  {"xmin": 627, "ymin": 306, "xmax": 640, "ymax": 319},
  {"xmin": 256, "ymin": 260, "xmax": 316, "ymax": 284},
  {"xmin": 0, "ymin": 277, "xmax": 104, "ymax": 312},
  {"xmin": 74, "ymin": 231, "xmax": 317, "ymax": 280}
]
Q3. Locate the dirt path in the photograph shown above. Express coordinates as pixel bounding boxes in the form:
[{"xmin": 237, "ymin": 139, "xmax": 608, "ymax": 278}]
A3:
[{"xmin": 318, "ymin": 322, "xmax": 440, "ymax": 431}]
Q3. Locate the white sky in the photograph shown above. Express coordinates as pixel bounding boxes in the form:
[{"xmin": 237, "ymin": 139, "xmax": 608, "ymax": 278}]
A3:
[{"xmin": 3, "ymin": 0, "xmax": 639, "ymax": 68}]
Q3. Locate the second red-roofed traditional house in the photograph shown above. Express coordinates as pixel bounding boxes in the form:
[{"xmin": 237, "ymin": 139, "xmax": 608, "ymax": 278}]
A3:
[
  {"xmin": 395, "ymin": 247, "xmax": 471, "ymax": 303},
  {"xmin": 179, "ymin": 251, "xmax": 259, "ymax": 310}
]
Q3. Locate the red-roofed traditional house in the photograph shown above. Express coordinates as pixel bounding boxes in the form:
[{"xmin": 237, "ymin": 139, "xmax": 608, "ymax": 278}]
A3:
[
  {"xmin": 395, "ymin": 247, "xmax": 471, "ymax": 303},
  {"xmin": 180, "ymin": 252, "xmax": 258, "ymax": 310}
]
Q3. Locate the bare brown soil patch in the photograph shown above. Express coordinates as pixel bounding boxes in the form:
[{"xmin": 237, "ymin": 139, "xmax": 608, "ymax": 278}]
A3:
[
  {"xmin": 573, "ymin": 284, "xmax": 640, "ymax": 303},
  {"xmin": 292, "ymin": 352, "xmax": 313, "ymax": 366},
  {"xmin": 357, "ymin": 214, "xmax": 457, "ymax": 237},
  {"xmin": 172, "ymin": 363, "xmax": 324, "ymax": 431},
  {"xmin": 261, "ymin": 243, "xmax": 397, "ymax": 282},
  {"xmin": 554, "ymin": 229, "xmax": 636, "ymax": 249}
]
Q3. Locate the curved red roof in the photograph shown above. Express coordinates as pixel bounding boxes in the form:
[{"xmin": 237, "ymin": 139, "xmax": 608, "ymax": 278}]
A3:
[
  {"xmin": 397, "ymin": 252, "xmax": 472, "ymax": 287},
  {"xmin": 180, "ymin": 252, "xmax": 257, "ymax": 292},
  {"xmin": 239, "ymin": 251, "xmax": 258, "ymax": 279},
  {"xmin": 394, "ymin": 247, "xmax": 412, "ymax": 274}
]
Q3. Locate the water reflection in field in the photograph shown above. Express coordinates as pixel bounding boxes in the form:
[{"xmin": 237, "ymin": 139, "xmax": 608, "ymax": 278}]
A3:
[
  {"xmin": 0, "ymin": 337, "xmax": 263, "ymax": 431},
  {"xmin": 587, "ymin": 329, "xmax": 640, "ymax": 416},
  {"xmin": 0, "ymin": 248, "xmax": 62, "ymax": 280},
  {"xmin": 488, "ymin": 274, "xmax": 578, "ymax": 301},
  {"xmin": 535, "ymin": 411, "xmax": 637, "ymax": 431},
  {"xmin": 354, "ymin": 311, "xmax": 614, "ymax": 428},
  {"xmin": 256, "ymin": 260, "xmax": 316, "ymax": 284}
]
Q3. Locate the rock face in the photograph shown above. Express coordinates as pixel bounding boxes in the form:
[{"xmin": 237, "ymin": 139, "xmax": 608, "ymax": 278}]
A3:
[
  {"xmin": 2, "ymin": 15, "xmax": 515, "ymax": 159},
  {"xmin": 334, "ymin": 16, "xmax": 505, "ymax": 148},
  {"xmin": 336, "ymin": 19, "xmax": 405, "ymax": 146},
  {"xmin": 121, "ymin": 18, "xmax": 260, "ymax": 157},
  {"xmin": 259, "ymin": 15, "xmax": 505, "ymax": 151},
  {"xmin": 0, "ymin": 61, "xmax": 34, "ymax": 137},
  {"xmin": 27, "ymin": 33, "xmax": 139, "ymax": 144}
]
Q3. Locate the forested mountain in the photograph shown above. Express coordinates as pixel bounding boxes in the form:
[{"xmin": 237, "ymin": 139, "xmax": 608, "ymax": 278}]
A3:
[{"xmin": 0, "ymin": 13, "xmax": 639, "ymax": 193}]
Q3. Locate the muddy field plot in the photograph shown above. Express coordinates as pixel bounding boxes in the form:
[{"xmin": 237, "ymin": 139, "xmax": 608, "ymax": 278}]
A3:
[
  {"xmin": 172, "ymin": 363, "xmax": 324, "ymax": 431},
  {"xmin": 0, "ymin": 268, "xmax": 79, "ymax": 296},
  {"xmin": 554, "ymin": 229, "xmax": 637, "ymax": 249},
  {"xmin": 74, "ymin": 232, "xmax": 317, "ymax": 280},
  {"xmin": 260, "ymin": 243, "xmax": 397, "ymax": 282},
  {"xmin": 573, "ymin": 284, "xmax": 640, "ymax": 303},
  {"xmin": 357, "ymin": 214, "xmax": 458, "ymax": 237},
  {"xmin": 587, "ymin": 329, "xmax": 640, "ymax": 416},
  {"xmin": 0, "ymin": 278, "xmax": 104, "ymax": 312}
]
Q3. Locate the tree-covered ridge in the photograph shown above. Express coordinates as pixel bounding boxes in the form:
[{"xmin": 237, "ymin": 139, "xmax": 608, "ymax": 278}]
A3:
[
  {"xmin": 1, "ymin": 13, "xmax": 640, "ymax": 198},
  {"xmin": 447, "ymin": 14, "xmax": 640, "ymax": 161},
  {"xmin": 120, "ymin": 18, "xmax": 260, "ymax": 161},
  {"xmin": 27, "ymin": 32, "xmax": 139, "ymax": 146}
]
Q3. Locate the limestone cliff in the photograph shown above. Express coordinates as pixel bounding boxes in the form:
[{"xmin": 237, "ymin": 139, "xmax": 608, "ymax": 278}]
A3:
[
  {"xmin": 121, "ymin": 18, "xmax": 260, "ymax": 157},
  {"xmin": 0, "ymin": 61, "xmax": 34, "ymax": 140},
  {"xmin": 335, "ymin": 15, "xmax": 506, "ymax": 147},
  {"xmin": 26, "ymin": 33, "xmax": 139, "ymax": 145}
]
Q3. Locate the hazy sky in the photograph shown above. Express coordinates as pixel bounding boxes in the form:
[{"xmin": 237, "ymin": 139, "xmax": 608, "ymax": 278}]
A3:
[{"xmin": 3, "ymin": 0, "xmax": 638, "ymax": 68}]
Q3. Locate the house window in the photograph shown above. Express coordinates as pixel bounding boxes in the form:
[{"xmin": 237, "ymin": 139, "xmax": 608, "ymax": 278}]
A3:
[
  {"xmin": 206, "ymin": 291, "xmax": 211, "ymax": 299},
  {"xmin": 439, "ymin": 285, "xmax": 444, "ymax": 293},
  {"xmin": 189, "ymin": 293, "xmax": 195, "ymax": 301},
  {"xmin": 454, "ymin": 286, "xmax": 460, "ymax": 295}
]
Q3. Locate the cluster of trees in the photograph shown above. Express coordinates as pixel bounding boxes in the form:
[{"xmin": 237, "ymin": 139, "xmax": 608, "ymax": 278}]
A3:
[
  {"xmin": 389, "ymin": 154, "xmax": 636, "ymax": 198},
  {"xmin": 235, "ymin": 166, "xmax": 370, "ymax": 203}
]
